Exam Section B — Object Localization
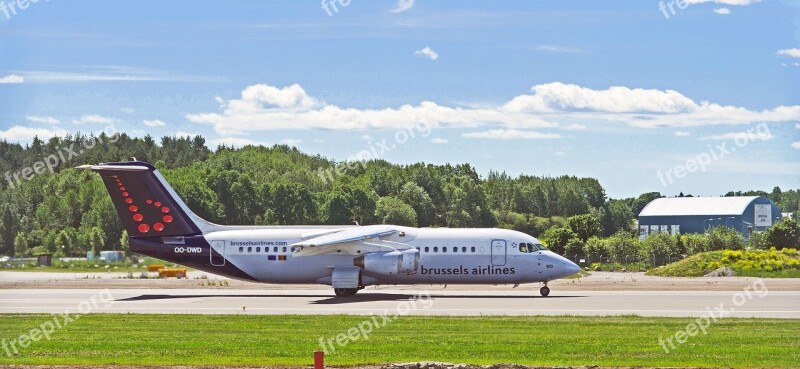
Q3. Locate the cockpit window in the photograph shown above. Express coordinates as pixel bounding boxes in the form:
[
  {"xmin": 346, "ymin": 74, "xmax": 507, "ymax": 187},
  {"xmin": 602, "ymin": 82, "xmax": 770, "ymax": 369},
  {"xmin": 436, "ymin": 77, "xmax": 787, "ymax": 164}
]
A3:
[
  {"xmin": 519, "ymin": 242, "xmax": 543, "ymax": 253},
  {"xmin": 520, "ymin": 242, "xmax": 548, "ymax": 252}
]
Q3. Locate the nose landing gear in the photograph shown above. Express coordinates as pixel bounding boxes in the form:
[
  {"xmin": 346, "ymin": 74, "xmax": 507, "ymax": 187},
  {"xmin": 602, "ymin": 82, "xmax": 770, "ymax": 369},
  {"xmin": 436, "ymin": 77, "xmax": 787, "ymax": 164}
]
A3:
[{"xmin": 540, "ymin": 283, "xmax": 550, "ymax": 297}]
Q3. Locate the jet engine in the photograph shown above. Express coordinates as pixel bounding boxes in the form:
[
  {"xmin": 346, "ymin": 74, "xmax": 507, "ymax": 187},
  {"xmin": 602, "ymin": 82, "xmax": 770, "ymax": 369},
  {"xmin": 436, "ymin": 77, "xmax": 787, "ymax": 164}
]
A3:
[{"xmin": 354, "ymin": 249, "xmax": 419, "ymax": 275}]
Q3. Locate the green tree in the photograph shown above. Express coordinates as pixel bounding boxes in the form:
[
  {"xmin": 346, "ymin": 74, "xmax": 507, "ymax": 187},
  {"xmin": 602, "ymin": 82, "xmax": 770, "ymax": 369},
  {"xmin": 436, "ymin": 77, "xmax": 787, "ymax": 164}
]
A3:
[
  {"xmin": 399, "ymin": 182, "xmax": 435, "ymax": 227},
  {"xmin": 567, "ymin": 214, "xmax": 601, "ymax": 241},
  {"xmin": 14, "ymin": 232, "xmax": 28, "ymax": 257},
  {"xmin": 583, "ymin": 236, "xmax": 609, "ymax": 262},
  {"xmin": 765, "ymin": 218, "xmax": 800, "ymax": 249},
  {"xmin": 542, "ymin": 227, "xmax": 578, "ymax": 255},
  {"xmin": 607, "ymin": 231, "xmax": 640, "ymax": 263},
  {"xmin": 706, "ymin": 226, "xmax": 744, "ymax": 251},
  {"xmin": 564, "ymin": 238, "xmax": 585, "ymax": 260},
  {"xmin": 640, "ymin": 232, "xmax": 679, "ymax": 265},
  {"xmin": 89, "ymin": 227, "xmax": 106, "ymax": 257},
  {"xmin": 119, "ymin": 230, "xmax": 130, "ymax": 256},
  {"xmin": 746, "ymin": 231, "xmax": 770, "ymax": 250},
  {"xmin": 374, "ymin": 197, "xmax": 417, "ymax": 227}
]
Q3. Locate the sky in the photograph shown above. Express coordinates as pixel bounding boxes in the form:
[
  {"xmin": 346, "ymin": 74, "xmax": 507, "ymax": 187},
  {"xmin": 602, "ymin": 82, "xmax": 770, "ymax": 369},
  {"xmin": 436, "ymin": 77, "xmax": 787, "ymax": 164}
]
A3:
[{"xmin": 0, "ymin": 0, "xmax": 798, "ymax": 198}]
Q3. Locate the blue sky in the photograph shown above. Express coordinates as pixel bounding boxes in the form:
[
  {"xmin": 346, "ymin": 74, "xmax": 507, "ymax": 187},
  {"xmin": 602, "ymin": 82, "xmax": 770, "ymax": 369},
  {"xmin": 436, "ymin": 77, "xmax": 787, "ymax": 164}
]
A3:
[{"xmin": 0, "ymin": 0, "xmax": 798, "ymax": 198}]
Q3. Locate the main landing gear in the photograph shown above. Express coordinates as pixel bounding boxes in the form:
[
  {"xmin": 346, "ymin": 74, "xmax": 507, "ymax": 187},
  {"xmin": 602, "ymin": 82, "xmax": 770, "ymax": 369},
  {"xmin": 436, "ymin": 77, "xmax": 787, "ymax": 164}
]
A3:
[
  {"xmin": 334, "ymin": 288, "xmax": 360, "ymax": 297},
  {"xmin": 540, "ymin": 283, "xmax": 550, "ymax": 297}
]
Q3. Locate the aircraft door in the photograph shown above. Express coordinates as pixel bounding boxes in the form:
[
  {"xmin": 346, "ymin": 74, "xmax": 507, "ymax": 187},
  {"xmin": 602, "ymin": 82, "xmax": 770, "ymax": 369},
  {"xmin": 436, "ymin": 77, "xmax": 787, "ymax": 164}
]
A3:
[
  {"xmin": 491, "ymin": 239, "xmax": 507, "ymax": 266},
  {"xmin": 210, "ymin": 240, "xmax": 226, "ymax": 266}
]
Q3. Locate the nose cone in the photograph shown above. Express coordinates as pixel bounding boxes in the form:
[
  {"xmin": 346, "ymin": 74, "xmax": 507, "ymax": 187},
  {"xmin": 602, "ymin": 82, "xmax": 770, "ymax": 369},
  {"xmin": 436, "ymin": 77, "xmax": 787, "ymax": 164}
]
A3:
[
  {"xmin": 565, "ymin": 260, "xmax": 581, "ymax": 276},
  {"xmin": 551, "ymin": 253, "xmax": 581, "ymax": 278}
]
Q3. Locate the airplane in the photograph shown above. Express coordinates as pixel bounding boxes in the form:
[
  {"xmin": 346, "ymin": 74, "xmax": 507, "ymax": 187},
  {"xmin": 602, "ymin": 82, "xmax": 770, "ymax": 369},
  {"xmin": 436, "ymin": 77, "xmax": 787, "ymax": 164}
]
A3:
[{"xmin": 78, "ymin": 160, "xmax": 581, "ymax": 297}]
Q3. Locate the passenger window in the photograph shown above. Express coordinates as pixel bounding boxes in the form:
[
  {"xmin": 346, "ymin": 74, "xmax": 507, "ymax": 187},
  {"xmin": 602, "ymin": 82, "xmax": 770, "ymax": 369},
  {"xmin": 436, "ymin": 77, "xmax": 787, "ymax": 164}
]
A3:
[
  {"xmin": 273, "ymin": 247, "xmax": 278, "ymax": 252},
  {"xmin": 462, "ymin": 247, "xmax": 467, "ymax": 252},
  {"xmin": 239, "ymin": 247, "xmax": 243, "ymax": 253},
  {"xmin": 443, "ymin": 247, "xmax": 448, "ymax": 252},
  {"xmin": 471, "ymin": 247, "xmax": 476, "ymax": 252},
  {"xmin": 283, "ymin": 247, "xmax": 287, "ymax": 253},
  {"xmin": 434, "ymin": 247, "xmax": 439, "ymax": 252},
  {"xmin": 256, "ymin": 247, "xmax": 261, "ymax": 253},
  {"xmin": 247, "ymin": 247, "xmax": 252, "ymax": 253},
  {"xmin": 425, "ymin": 247, "xmax": 429, "ymax": 252},
  {"xmin": 453, "ymin": 247, "xmax": 458, "ymax": 253}
]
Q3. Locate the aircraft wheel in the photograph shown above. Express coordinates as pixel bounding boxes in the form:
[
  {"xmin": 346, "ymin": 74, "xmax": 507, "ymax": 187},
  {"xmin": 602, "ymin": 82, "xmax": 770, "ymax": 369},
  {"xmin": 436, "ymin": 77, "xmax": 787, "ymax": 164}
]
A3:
[
  {"xmin": 540, "ymin": 286, "xmax": 550, "ymax": 297},
  {"xmin": 334, "ymin": 288, "xmax": 359, "ymax": 297}
]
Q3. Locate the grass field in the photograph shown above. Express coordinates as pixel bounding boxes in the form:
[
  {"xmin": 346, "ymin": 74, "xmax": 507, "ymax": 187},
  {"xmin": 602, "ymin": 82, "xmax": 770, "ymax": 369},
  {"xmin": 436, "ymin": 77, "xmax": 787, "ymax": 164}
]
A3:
[{"xmin": 0, "ymin": 314, "xmax": 798, "ymax": 368}]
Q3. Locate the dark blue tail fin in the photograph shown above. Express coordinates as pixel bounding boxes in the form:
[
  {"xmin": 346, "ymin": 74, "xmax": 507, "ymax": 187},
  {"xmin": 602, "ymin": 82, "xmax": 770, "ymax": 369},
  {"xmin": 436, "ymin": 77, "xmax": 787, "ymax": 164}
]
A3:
[{"xmin": 80, "ymin": 161, "xmax": 204, "ymax": 238}]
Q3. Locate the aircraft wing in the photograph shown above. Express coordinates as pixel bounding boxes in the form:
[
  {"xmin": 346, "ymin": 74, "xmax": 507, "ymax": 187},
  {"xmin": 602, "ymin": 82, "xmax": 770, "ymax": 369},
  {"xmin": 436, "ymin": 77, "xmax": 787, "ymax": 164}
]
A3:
[{"xmin": 291, "ymin": 224, "xmax": 413, "ymax": 256}]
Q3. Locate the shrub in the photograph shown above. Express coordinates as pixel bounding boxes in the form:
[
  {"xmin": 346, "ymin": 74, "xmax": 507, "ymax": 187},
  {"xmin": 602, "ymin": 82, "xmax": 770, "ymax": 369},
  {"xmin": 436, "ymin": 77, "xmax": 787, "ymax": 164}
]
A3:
[
  {"xmin": 707, "ymin": 226, "xmax": 744, "ymax": 251},
  {"xmin": 766, "ymin": 218, "xmax": 800, "ymax": 249}
]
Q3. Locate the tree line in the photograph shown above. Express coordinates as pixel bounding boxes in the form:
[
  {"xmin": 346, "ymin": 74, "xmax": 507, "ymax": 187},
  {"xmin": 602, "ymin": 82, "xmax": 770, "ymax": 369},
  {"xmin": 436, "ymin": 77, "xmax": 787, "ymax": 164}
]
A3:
[{"xmin": 1, "ymin": 134, "xmax": 796, "ymax": 258}]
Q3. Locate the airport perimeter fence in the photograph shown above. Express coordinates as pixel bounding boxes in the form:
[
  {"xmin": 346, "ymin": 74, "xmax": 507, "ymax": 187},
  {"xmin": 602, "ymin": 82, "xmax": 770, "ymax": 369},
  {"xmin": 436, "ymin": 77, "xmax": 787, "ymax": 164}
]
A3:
[{"xmin": 569, "ymin": 254, "xmax": 678, "ymax": 272}]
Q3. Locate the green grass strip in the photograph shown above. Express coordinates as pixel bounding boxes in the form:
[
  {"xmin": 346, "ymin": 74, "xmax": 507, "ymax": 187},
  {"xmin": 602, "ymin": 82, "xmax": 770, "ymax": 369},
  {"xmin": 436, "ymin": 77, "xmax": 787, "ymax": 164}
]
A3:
[{"xmin": 0, "ymin": 314, "xmax": 798, "ymax": 368}]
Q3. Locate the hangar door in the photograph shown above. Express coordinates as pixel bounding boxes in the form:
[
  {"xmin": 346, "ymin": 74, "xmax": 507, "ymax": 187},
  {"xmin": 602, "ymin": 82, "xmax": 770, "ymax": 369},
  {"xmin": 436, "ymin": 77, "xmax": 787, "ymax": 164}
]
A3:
[{"xmin": 491, "ymin": 239, "xmax": 507, "ymax": 266}]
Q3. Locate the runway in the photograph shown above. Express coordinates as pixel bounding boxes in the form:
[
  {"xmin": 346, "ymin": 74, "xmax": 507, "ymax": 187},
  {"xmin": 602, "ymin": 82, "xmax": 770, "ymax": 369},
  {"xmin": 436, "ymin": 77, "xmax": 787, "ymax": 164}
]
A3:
[{"xmin": 2, "ymin": 288, "xmax": 798, "ymax": 318}]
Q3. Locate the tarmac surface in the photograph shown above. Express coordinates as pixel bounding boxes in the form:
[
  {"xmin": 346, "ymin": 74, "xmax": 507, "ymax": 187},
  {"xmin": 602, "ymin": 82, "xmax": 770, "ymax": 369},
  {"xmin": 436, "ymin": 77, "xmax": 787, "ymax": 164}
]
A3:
[
  {"xmin": 2, "ymin": 287, "xmax": 798, "ymax": 318},
  {"xmin": 2, "ymin": 271, "xmax": 799, "ymax": 318}
]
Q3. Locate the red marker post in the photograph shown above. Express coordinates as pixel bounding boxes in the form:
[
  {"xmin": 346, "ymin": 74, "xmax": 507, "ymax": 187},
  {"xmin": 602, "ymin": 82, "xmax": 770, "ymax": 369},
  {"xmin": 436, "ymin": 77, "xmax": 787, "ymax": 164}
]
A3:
[{"xmin": 313, "ymin": 350, "xmax": 324, "ymax": 369}]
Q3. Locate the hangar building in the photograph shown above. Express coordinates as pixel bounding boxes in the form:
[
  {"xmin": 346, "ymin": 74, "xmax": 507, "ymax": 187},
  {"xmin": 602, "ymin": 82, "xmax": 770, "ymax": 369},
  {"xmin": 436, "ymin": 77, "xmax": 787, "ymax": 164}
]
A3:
[{"xmin": 637, "ymin": 196, "xmax": 781, "ymax": 239}]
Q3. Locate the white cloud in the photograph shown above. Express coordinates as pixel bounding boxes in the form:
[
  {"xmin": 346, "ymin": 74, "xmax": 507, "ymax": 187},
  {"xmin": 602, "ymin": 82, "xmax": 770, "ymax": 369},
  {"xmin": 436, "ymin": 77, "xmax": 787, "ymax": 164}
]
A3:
[
  {"xmin": 143, "ymin": 119, "xmax": 167, "ymax": 127},
  {"xmin": 563, "ymin": 124, "xmax": 586, "ymax": 131},
  {"xmin": 502, "ymin": 82, "xmax": 800, "ymax": 128},
  {"xmin": 792, "ymin": 142, "xmax": 800, "ymax": 150},
  {"xmin": 714, "ymin": 8, "xmax": 731, "ymax": 14},
  {"xmin": 0, "ymin": 126, "xmax": 67, "ymax": 143},
  {"xmin": 462, "ymin": 129, "xmax": 562, "ymax": 140},
  {"xmin": 415, "ymin": 47, "xmax": 439, "ymax": 61},
  {"xmin": 777, "ymin": 48, "xmax": 800, "ymax": 58},
  {"xmin": 391, "ymin": 0, "xmax": 415, "ymax": 13},
  {"xmin": 71, "ymin": 114, "xmax": 115, "ymax": 124},
  {"xmin": 26, "ymin": 116, "xmax": 60, "ymax": 124},
  {"xmin": 431, "ymin": 138, "xmax": 449, "ymax": 144},
  {"xmin": 701, "ymin": 131, "xmax": 773, "ymax": 141},
  {"xmin": 187, "ymin": 82, "xmax": 800, "ymax": 135},
  {"xmin": 15, "ymin": 66, "xmax": 223, "ymax": 83},
  {"xmin": 0, "ymin": 74, "xmax": 24, "ymax": 84},
  {"xmin": 674, "ymin": 131, "xmax": 691, "ymax": 137},
  {"xmin": 188, "ymin": 83, "xmax": 557, "ymax": 135}
]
